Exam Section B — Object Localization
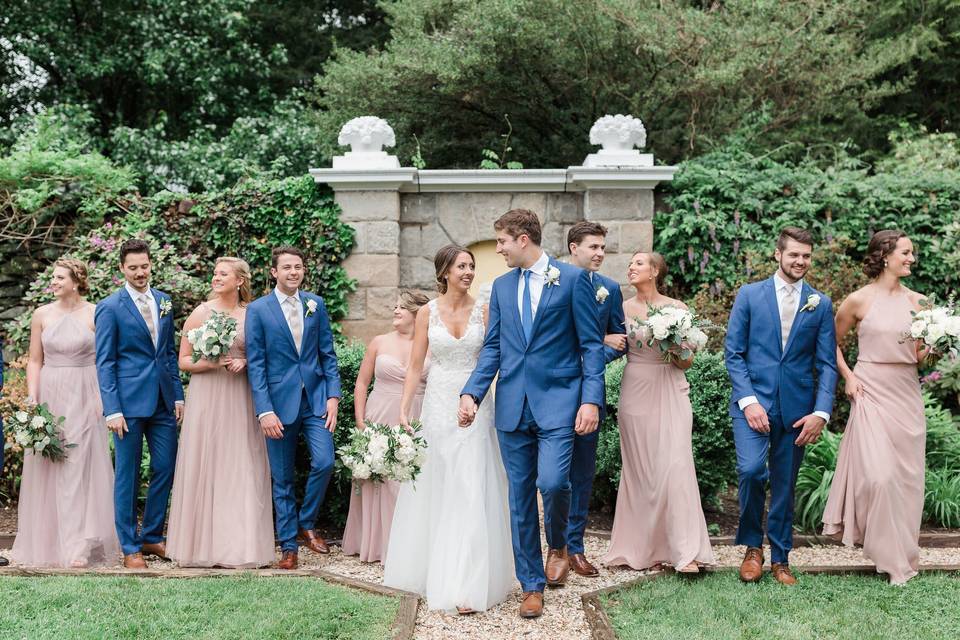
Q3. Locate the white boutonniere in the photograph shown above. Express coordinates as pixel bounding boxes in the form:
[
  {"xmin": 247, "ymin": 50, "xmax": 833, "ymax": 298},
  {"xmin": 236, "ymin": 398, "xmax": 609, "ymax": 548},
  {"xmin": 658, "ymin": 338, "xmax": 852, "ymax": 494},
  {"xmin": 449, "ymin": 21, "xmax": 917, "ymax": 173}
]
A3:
[
  {"xmin": 158, "ymin": 298, "xmax": 172, "ymax": 317},
  {"xmin": 595, "ymin": 285, "xmax": 609, "ymax": 303},
  {"xmin": 800, "ymin": 294, "xmax": 821, "ymax": 313},
  {"xmin": 305, "ymin": 299, "xmax": 318, "ymax": 317},
  {"xmin": 544, "ymin": 266, "xmax": 561, "ymax": 287}
]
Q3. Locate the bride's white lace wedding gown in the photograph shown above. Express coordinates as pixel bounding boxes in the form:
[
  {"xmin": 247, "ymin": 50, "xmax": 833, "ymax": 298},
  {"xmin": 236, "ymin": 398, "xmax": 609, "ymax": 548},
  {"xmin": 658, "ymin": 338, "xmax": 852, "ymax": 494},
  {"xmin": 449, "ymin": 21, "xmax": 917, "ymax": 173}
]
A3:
[{"xmin": 383, "ymin": 299, "xmax": 515, "ymax": 611}]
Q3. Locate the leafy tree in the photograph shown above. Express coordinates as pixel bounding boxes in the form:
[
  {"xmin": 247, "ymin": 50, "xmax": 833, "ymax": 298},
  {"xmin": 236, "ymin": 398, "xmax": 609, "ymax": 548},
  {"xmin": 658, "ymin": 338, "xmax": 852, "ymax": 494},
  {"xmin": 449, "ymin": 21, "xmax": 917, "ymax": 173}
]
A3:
[
  {"xmin": 0, "ymin": 0, "xmax": 388, "ymax": 191},
  {"xmin": 314, "ymin": 0, "xmax": 958, "ymax": 169}
]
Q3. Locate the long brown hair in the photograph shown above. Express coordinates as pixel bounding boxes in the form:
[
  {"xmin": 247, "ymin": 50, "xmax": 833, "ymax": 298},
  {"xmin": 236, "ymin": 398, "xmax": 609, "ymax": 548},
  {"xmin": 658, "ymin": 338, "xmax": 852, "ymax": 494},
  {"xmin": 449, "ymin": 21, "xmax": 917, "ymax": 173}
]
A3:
[{"xmin": 434, "ymin": 244, "xmax": 475, "ymax": 294}]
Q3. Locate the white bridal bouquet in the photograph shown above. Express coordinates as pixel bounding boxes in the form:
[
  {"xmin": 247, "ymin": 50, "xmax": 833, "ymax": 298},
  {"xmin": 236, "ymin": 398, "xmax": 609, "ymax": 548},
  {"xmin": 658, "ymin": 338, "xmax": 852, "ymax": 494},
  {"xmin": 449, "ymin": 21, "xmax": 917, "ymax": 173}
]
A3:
[
  {"xmin": 186, "ymin": 311, "xmax": 239, "ymax": 363},
  {"xmin": 902, "ymin": 298, "xmax": 960, "ymax": 358},
  {"xmin": 6, "ymin": 403, "xmax": 74, "ymax": 462},
  {"xmin": 630, "ymin": 305, "xmax": 711, "ymax": 362},
  {"xmin": 338, "ymin": 420, "xmax": 428, "ymax": 484}
]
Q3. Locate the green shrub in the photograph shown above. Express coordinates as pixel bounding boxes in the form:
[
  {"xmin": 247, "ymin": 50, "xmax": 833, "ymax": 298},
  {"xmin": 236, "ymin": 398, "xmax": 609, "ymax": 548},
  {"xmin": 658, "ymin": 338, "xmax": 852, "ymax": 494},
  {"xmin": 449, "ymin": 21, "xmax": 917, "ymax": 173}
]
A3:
[
  {"xmin": 310, "ymin": 339, "xmax": 368, "ymax": 529},
  {"xmin": 687, "ymin": 351, "xmax": 737, "ymax": 508},
  {"xmin": 657, "ymin": 128, "xmax": 960, "ymax": 304},
  {"xmin": 593, "ymin": 350, "xmax": 736, "ymax": 513},
  {"xmin": 793, "ymin": 429, "xmax": 842, "ymax": 533}
]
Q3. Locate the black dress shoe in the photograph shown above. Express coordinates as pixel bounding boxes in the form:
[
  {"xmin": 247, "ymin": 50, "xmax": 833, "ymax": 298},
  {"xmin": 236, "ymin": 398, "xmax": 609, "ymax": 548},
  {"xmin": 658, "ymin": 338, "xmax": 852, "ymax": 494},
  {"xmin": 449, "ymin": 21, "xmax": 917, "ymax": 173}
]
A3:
[{"xmin": 0, "ymin": 556, "xmax": 9, "ymax": 567}]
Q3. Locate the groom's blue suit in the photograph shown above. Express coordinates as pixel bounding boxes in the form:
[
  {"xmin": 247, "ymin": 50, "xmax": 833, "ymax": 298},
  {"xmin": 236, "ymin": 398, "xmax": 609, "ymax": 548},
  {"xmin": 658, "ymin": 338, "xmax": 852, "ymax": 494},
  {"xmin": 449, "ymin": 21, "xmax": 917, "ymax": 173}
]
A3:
[
  {"xmin": 95, "ymin": 286, "xmax": 183, "ymax": 555},
  {"xmin": 246, "ymin": 289, "xmax": 341, "ymax": 552},
  {"xmin": 463, "ymin": 255, "xmax": 605, "ymax": 593},
  {"xmin": 725, "ymin": 276, "xmax": 837, "ymax": 564}
]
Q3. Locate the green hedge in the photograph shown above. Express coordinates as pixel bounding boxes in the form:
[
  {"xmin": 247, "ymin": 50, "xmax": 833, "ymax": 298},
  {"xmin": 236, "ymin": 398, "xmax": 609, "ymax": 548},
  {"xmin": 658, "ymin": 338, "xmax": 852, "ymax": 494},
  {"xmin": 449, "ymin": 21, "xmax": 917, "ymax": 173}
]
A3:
[
  {"xmin": 594, "ymin": 351, "xmax": 736, "ymax": 514},
  {"xmin": 657, "ymin": 128, "xmax": 960, "ymax": 303}
]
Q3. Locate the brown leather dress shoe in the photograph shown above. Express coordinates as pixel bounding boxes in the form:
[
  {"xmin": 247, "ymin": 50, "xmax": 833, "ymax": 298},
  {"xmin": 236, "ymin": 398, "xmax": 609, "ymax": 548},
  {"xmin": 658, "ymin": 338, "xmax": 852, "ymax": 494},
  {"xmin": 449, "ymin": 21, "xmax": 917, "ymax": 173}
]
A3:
[
  {"xmin": 141, "ymin": 542, "xmax": 169, "ymax": 560},
  {"xmin": 297, "ymin": 529, "xmax": 330, "ymax": 554},
  {"xmin": 570, "ymin": 553, "xmax": 600, "ymax": 577},
  {"xmin": 278, "ymin": 551, "xmax": 298, "ymax": 570},
  {"xmin": 739, "ymin": 547, "xmax": 763, "ymax": 583},
  {"xmin": 545, "ymin": 547, "xmax": 570, "ymax": 587},
  {"xmin": 519, "ymin": 591, "xmax": 543, "ymax": 618},
  {"xmin": 771, "ymin": 563, "xmax": 797, "ymax": 585},
  {"xmin": 123, "ymin": 552, "xmax": 147, "ymax": 569}
]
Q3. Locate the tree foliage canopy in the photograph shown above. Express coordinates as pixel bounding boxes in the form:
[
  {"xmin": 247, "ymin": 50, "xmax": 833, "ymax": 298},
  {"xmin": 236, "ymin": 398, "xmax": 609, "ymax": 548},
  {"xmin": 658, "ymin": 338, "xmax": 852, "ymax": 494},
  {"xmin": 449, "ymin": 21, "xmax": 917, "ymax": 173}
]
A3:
[{"xmin": 315, "ymin": 0, "xmax": 960, "ymax": 168}]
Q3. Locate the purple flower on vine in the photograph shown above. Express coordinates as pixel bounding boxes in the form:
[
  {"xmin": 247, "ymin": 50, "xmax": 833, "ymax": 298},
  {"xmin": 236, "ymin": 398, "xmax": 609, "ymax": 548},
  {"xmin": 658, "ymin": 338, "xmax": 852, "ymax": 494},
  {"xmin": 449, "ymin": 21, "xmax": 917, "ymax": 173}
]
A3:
[
  {"xmin": 679, "ymin": 258, "xmax": 686, "ymax": 274},
  {"xmin": 733, "ymin": 239, "xmax": 740, "ymax": 255},
  {"xmin": 733, "ymin": 210, "xmax": 741, "ymax": 227},
  {"xmin": 687, "ymin": 246, "xmax": 695, "ymax": 262},
  {"xmin": 922, "ymin": 371, "xmax": 942, "ymax": 385},
  {"xmin": 693, "ymin": 200, "xmax": 701, "ymax": 213}
]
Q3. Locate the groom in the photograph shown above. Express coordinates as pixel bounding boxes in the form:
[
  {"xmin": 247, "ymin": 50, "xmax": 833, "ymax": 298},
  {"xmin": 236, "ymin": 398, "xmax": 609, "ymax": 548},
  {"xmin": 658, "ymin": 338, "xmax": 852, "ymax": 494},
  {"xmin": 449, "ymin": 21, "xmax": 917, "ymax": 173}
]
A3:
[
  {"xmin": 460, "ymin": 209, "xmax": 605, "ymax": 619},
  {"xmin": 725, "ymin": 227, "xmax": 838, "ymax": 585},
  {"xmin": 246, "ymin": 245, "xmax": 341, "ymax": 570},
  {"xmin": 95, "ymin": 239, "xmax": 184, "ymax": 569}
]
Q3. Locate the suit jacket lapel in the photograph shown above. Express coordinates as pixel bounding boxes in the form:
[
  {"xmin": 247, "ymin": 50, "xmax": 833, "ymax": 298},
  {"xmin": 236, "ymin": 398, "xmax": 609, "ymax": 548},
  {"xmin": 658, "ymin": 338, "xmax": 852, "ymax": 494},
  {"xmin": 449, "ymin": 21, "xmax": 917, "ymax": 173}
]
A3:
[
  {"xmin": 527, "ymin": 257, "xmax": 557, "ymax": 350},
  {"xmin": 266, "ymin": 292, "xmax": 299, "ymax": 354},
  {"xmin": 501, "ymin": 268, "xmax": 526, "ymax": 347},
  {"xmin": 119, "ymin": 288, "xmax": 155, "ymax": 349},
  {"xmin": 783, "ymin": 282, "xmax": 812, "ymax": 356},
  {"xmin": 763, "ymin": 278, "xmax": 784, "ymax": 359}
]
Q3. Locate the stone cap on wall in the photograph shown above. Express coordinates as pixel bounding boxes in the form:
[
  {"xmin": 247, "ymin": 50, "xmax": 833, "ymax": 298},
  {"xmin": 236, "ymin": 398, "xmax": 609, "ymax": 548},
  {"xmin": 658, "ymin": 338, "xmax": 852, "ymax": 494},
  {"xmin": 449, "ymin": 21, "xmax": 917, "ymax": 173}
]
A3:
[{"xmin": 310, "ymin": 165, "xmax": 677, "ymax": 192}]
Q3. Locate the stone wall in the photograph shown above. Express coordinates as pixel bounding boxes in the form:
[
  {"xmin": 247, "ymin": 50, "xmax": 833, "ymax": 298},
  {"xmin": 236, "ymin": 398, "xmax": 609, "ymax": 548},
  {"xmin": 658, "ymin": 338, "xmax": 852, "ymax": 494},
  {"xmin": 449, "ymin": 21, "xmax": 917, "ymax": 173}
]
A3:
[{"xmin": 334, "ymin": 187, "xmax": 656, "ymax": 342}]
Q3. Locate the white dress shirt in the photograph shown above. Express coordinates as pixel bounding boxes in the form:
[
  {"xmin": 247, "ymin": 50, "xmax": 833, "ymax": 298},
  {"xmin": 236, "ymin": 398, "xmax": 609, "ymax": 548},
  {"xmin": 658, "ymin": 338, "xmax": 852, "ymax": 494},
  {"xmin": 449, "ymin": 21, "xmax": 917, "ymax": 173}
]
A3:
[
  {"xmin": 737, "ymin": 273, "xmax": 830, "ymax": 422},
  {"xmin": 258, "ymin": 288, "xmax": 304, "ymax": 421},
  {"xmin": 126, "ymin": 282, "xmax": 158, "ymax": 345},
  {"xmin": 106, "ymin": 283, "xmax": 181, "ymax": 423},
  {"xmin": 517, "ymin": 251, "xmax": 550, "ymax": 322}
]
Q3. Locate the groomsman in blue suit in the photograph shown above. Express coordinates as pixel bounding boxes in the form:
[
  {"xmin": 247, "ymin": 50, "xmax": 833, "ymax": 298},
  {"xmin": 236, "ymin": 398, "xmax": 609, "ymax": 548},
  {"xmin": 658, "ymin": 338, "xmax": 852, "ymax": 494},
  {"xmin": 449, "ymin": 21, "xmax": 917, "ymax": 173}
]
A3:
[
  {"xmin": 246, "ymin": 246, "xmax": 341, "ymax": 570},
  {"xmin": 725, "ymin": 227, "xmax": 838, "ymax": 585},
  {"xmin": 563, "ymin": 222, "xmax": 627, "ymax": 578},
  {"xmin": 461, "ymin": 209, "xmax": 605, "ymax": 619},
  {"xmin": 95, "ymin": 239, "xmax": 184, "ymax": 568}
]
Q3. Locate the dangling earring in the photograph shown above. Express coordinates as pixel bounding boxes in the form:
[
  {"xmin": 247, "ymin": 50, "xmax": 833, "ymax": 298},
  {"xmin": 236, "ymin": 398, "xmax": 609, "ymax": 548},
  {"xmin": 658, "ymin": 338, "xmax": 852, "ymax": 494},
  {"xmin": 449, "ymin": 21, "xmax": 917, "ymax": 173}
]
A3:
[{"xmin": 884, "ymin": 260, "xmax": 888, "ymax": 268}]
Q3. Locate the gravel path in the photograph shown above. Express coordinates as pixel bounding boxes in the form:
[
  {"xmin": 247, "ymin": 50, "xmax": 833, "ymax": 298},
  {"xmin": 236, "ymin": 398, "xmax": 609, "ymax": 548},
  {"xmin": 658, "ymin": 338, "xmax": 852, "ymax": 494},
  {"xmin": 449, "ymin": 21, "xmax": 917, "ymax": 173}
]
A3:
[{"xmin": 3, "ymin": 536, "xmax": 960, "ymax": 640}]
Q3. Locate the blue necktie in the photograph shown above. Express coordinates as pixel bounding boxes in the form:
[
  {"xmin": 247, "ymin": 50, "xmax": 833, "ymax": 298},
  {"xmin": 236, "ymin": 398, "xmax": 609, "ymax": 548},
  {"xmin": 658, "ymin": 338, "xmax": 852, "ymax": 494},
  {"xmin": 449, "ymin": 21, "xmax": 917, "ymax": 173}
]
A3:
[{"xmin": 521, "ymin": 269, "xmax": 533, "ymax": 343}]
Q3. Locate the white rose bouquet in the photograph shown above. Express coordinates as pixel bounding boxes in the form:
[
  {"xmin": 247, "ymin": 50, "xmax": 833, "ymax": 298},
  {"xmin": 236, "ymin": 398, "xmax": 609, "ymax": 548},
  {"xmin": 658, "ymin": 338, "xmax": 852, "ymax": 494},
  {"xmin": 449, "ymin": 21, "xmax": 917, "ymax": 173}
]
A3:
[
  {"xmin": 186, "ymin": 311, "xmax": 239, "ymax": 363},
  {"xmin": 630, "ymin": 304, "xmax": 712, "ymax": 362},
  {"xmin": 338, "ymin": 420, "xmax": 428, "ymax": 486},
  {"xmin": 5, "ymin": 403, "xmax": 74, "ymax": 462},
  {"xmin": 902, "ymin": 297, "xmax": 960, "ymax": 358}
]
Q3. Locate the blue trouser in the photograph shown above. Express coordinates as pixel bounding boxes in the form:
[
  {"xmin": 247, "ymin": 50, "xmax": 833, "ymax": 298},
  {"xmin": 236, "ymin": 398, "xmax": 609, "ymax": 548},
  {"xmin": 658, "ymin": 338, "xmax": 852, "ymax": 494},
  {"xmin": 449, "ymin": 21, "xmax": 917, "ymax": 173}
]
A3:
[
  {"xmin": 265, "ymin": 392, "xmax": 335, "ymax": 552},
  {"xmin": 113, "ymin": 398, "xmax": 178, "ymax": 555},
  {"xmin": 497, "ymin": 399, "xmax": 575, "ymax": 593},
  {"xmin": 565, "ymin": 428, "xmax": 599, "ymax": 555},
  {"xmin": 732, "ymin": 413, "xmax": 806, "ymax": 564}
]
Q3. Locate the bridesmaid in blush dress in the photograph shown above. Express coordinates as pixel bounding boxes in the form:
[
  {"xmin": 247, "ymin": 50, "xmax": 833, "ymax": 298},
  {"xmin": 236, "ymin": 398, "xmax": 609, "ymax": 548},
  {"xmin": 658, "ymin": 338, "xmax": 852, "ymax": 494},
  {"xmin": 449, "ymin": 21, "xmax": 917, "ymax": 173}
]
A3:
[
  {"xmin": 603, "ymin": 252, "xmax": 714, "ymax": 574},
  {"xmin": 823, "ymin": 231, "xmax": 927, "ymax": 585},
  {"xmin": 166, "ymin": 257, "xmax": 274, "ymax": 568},
  {"xmin": 342, "ymin": 291, "xmax": 430, "ymax": 562},
  {"xmin": 13, "ymin": 258, "xmax": 120, "ymax": 567}
]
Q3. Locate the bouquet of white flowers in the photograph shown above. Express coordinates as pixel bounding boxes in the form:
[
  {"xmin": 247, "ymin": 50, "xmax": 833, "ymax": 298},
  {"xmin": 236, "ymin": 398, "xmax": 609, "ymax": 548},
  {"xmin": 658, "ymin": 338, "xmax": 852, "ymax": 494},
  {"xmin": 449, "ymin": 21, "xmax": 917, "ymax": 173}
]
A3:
[
  {"xmin": 630, "ymin": 304, "xmax": 712, "ymax": 362},
  {"xmin": 186, "ymin": 311, "xmax": 239, "ymax": 363},
  {"xmin": 338, "ymin": 420, "xmax": 428, "ymax": 485},
  {"xmin": 902, "ymin": 297, "xmax": 960, "ymax": 358},
  {"xmin": 5, "ymin": 403, "xmax": 74, "ymax": 462}
]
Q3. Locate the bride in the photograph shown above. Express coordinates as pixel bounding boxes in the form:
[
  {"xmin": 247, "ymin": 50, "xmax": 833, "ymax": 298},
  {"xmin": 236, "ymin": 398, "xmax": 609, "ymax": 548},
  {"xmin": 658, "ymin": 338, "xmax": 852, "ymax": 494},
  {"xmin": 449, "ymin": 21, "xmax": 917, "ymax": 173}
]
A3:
[{"xmin": 383, "ymin": 244, "xmax": 514, "ymax": 613}]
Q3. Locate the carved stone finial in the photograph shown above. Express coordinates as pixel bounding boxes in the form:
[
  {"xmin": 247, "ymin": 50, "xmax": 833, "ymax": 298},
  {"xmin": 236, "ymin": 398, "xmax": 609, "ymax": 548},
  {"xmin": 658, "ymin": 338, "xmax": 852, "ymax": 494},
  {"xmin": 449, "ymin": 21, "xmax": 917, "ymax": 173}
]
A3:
[
  {"xmin": 582, "ymin": 114, "xmax": 653, "ymax": 167},
  {"xmin": 333, "ymin": 116, "xmax": 400, "ymax": 169}
]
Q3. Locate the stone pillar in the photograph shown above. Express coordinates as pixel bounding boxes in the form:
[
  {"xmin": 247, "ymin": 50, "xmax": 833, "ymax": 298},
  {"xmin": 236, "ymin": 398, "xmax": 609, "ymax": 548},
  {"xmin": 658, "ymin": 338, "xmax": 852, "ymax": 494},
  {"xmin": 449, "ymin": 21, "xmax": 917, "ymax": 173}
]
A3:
[{"xmin": 337, "ymin": 191, "xmax": 402, "ymax": 342}]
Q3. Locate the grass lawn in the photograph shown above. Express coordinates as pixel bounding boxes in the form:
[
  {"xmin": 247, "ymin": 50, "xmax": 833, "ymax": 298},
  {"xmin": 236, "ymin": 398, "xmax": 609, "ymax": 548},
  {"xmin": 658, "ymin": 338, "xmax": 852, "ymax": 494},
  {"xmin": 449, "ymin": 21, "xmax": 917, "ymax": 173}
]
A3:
[
  {"xmin": 602, "ymin": 570, "xmax": 960, "ymax": 640},
  {"xmin": 0, "ymin": 574, "xmax": 398, "ymax": 640}
]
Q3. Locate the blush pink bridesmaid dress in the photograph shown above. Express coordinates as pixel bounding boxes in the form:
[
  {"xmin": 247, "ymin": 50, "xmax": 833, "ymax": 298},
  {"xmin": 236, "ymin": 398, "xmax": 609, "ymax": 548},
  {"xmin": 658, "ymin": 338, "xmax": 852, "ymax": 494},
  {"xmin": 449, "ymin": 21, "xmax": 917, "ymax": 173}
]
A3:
[
  {"xmin": 341, "ymin": 353, "xmax": 427, "ymax": 562},
  {"xmin": 603, "ymin": 326, "xmax": 714, "ymax": 571},
  {"xmin": 823, "ymin": 291, "xmax": 925, "ymax": 585},
  {"xmin": 12, "ymin": 312, "xmax": 121, "ymax": 567},
  {"xmin": 166, "ymin": 305, "xmax": 274, "ymax": 568}
]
